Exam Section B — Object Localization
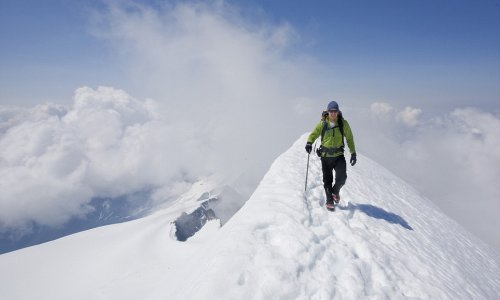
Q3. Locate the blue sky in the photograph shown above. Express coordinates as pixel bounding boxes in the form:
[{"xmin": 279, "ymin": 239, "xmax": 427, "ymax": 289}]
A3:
[
  {"xmin": 1, "ymin": 0, "xmax": 499, "ymax": 110},
  {"xmin": 0, "ymin": 0, "xmax": 122, "ymax": 104},
  {"xmin": 243, "ymin": 0, "xmax": 500, "ymax": 112}
]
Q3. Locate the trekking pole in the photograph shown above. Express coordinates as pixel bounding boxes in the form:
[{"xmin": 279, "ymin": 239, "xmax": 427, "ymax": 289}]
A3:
[
  {"xmin": 305, "ymin": 142, "xmax": 315, "ymax": 192},
  {"xmin": 305, "ymin": 151, "xmax": 310, "ymax": 192}
]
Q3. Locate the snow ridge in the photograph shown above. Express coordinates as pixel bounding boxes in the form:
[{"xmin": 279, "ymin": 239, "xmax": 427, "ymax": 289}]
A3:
[
  {"xmin": 1, "ymin": 134, "xmax": 499, "ymax": 299},
  {"xmin": 176, "ymin": 134, "xmax": 500, "ymax": 299}
]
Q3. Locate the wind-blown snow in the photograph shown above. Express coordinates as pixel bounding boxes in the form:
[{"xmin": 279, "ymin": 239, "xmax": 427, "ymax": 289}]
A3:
[{"xmin": 0, "ymin": 134, "xmax": 499, "ymax": 299}]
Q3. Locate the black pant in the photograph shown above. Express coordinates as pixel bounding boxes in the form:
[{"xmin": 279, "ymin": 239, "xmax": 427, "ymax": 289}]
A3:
[{"xmin": 321, "ymin": 156, "xmax": 347, "ymax": 197}]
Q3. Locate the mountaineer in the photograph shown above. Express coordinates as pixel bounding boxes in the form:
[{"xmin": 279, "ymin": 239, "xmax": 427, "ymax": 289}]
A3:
[{"xmin": 305, "ymin": 100, "xmax": 357, "ymax": 211}]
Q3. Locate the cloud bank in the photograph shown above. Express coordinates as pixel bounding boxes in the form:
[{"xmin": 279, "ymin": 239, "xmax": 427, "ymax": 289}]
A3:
[
  {"xmin": 1, "ymin": 87, "xmax": 191, "ymax": 233},
  {"xmin": 355, "ymin": 103, "xmax": 500, "ymax": 248},
  {"xmin": 1, "ymin": 1, "xmax": 322, "ymax": 235},
  {"xmin": 90, "ymin": 0, "xmax": 327, "ymax": 173}
]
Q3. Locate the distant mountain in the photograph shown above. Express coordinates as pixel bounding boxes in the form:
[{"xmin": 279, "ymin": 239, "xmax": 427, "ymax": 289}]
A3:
[{"xmin": 0, "ymin": 191, "xmax": 152, "ymax": 254}]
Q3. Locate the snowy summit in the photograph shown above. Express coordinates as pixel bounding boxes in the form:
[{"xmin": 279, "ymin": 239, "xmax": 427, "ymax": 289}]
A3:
[{"xmin": 1, "ymin": 134, "xmax": 499, "ymax": 299}]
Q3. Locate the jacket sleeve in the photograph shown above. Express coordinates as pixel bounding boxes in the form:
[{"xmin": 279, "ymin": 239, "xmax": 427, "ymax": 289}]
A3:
[
  {"xmin": 307, "ymin": 122, "xmax": 323, "ymax": 144},
  {"xmin": 343, "ymin": 119, "xmax": 356, "ymax": 154}
]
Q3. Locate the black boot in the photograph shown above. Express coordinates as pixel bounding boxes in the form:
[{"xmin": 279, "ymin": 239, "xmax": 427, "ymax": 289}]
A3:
[
  {"xmin": 332, "ymin": 193, "xmax": 340, "ymax": 204},
  {"xmin": 324, "ymin": 187, "xmax": 335, "ymax": 210},
  {"xmin": 324, "ymin": 187, "xmax": 333, "ymax": 204}
]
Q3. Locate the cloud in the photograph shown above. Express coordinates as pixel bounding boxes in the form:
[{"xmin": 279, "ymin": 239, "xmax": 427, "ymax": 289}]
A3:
[
  {"xmin": 355, "ymin": 104, "xmax": 500, "ymax": 249},
  {"xmin": 0, "ymin": 87, "xmax": 172, "ymax": 232},
  {"xmin": 370, "ymin": 102, "xmax": 422, "ymax": 127},
  {"xmin": 87, "ymin": 1, "xmax": 324, "ymax": 191},
  {"xmin": 0, "ymin": 1, "xmax": 323, "ymax": 235},
  {"xmin": 89, "ymin": 1, "xmax": 305, "ymax": 105},
  {"xmin": 370, "ymin": 102, "xmax": 394, "ymax": 116},
  {"xmin": 396, "ymin": 106, "xmax": 422, "ymax": 127}
]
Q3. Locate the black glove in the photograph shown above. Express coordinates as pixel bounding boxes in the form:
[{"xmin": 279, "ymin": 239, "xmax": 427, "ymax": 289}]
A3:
[
  {"xmin": 305, "ymin": 143, "xmax": 312, "ymax": 154},
  {"xmin": 350, "ymin": 153, "xmax": 357, "ymax": 166}
]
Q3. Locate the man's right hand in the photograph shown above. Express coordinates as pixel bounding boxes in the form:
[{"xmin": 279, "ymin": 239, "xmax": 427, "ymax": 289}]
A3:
[{"xmin": 305, "ymin": 143, "xmax": 312, "ymax": 154}]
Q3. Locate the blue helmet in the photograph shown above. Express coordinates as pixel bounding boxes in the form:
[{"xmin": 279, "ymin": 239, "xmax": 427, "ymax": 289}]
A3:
[{"xmin": 327, "ymin": 100, "xmax": 339, "ymax": 111}]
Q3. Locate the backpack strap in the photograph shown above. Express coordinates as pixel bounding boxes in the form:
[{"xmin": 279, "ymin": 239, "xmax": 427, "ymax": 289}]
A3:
[
  {"xmin": 320, "ymin": 120, "xmax": 328, "ymax": 142},
  {"xmin": 338, "ymin": 111, "xmax": 345, "ymax": 147}
]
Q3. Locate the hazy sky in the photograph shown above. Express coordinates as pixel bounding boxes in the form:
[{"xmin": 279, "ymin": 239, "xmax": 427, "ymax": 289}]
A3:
[
  {"xmin": 1, "ymin": 1, "xmax": 499, "ymax": 249},
  {"xmin": 1, "ymin": 0, "xmax": 499, "ymax": 109}
]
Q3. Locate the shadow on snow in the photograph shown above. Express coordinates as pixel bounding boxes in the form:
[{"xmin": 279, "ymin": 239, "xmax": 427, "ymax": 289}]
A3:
[{"xmin": 340, "ymin": 202, "xmax": 413, "ymax": 230}]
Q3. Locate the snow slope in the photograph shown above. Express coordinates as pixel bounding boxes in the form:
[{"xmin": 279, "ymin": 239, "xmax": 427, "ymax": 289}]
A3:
[{"xmin": 1, "ymin": 134, "xmax": 499, "ymax": 299}]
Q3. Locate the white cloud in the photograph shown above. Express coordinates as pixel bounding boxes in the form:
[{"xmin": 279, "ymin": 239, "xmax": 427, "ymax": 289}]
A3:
[
  {"xmin": 355, "ymin": 105, "xmax": 500, "ymax": 249},
  {"xmin": 370, "ymin": 102, "xmax": 394, "ymax": 116},
  {"xmin": 0, "ymin": 1, "xmax": 322, "ymax": 236},
  {"xmin": 88, "ymin": 1, "xmax": 323, "ymax": 192},
  {"xmin": 396, "ymin": 106, "xmax": 422, "ymax": 127},
  {"xmin": 0, "ymin": 86, "xmax": 199, "ymax": 233},
  {"xmin": 369, "ymin": 103, "xmax": 422, "ymax": 127}
]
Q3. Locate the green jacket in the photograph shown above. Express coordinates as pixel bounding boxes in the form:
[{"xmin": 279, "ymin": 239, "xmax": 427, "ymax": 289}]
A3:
[{"xmin": 307, "ymin": 118, "xmax": 356, "ymax": 157}]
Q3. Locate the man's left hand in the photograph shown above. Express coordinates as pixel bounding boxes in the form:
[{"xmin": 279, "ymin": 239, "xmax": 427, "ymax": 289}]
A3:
[{"xmin": 350, "ymin": 153, "xmax": 357, "ymax": 166}]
